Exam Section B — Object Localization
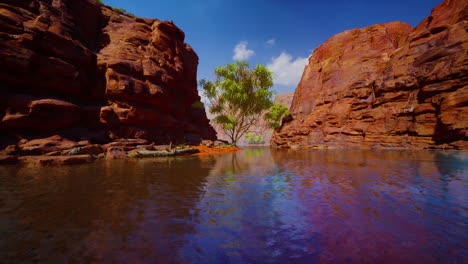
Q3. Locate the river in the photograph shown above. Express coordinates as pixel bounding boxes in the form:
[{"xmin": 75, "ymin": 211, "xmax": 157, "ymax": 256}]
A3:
[{"xmin": 0, "ymin": 148, "xmax": 466, "ymax": 263}]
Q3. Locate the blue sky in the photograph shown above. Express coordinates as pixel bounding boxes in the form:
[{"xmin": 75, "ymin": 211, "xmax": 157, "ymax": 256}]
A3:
[{"xmin": 102, "ymin": 0, "xmax": 442, "ymax": 95}]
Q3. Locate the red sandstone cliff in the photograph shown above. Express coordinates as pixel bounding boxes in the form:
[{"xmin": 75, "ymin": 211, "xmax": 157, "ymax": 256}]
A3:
[
  {"xmin": 0, "ymin": 0, "xmax": 215, "ymax": 147},
  {"xmin": 272, "ymin": 0, "xmax": 467, "ymax": 149}
]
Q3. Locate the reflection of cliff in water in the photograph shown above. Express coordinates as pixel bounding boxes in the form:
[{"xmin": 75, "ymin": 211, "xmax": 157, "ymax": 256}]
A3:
[
  {"xmin": 0, "ymin": 149, "xmax": 465, "ymax": 263},
  {"xmin": 434, "ymin": 151, "xmax": 467, "ymax": 179},
  {"xmin": 270, "ymin": 149, "xmax": 467, "ymax": 263},
  {"xmin": 0, "ymin": 157, "xmax": 215, "ymax": 263}
]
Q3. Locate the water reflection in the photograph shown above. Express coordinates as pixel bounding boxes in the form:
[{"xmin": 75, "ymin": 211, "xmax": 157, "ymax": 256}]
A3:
[
  {"xmin": 0, "ymin": 149, "xmax": 466, "ymax": 263},
  {"xmin": 270, "ymin": 149, "xmax": 467, "ymax": 263},
  {"xmin": 0, "ymin": 157, "xmax": 215, "ymax": 263},
  {"xmin": 182, "ymin": 148, "xmax": 321, "ymax": 263}
]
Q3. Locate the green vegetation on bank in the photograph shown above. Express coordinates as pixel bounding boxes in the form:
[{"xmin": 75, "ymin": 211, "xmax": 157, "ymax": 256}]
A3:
[
  {"xmin": 111, "ymin": 7, "xmax": 135, "ymax": 16},
  {"xmin": 96, "ymin": 0, "xmax": 134, "ymax": 17},
  {"xmin": 245, "ymin": 133, "xmax": 264, "ymax": 144},
  {"xmin": 200, "ymin": 61, "xmax": 290, "ymax": 146}
]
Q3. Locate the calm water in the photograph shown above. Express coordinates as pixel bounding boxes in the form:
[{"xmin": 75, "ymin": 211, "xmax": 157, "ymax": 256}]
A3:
[{"xmin": 0, "ymin": 148, "xmax": 466, "ymax": 263}]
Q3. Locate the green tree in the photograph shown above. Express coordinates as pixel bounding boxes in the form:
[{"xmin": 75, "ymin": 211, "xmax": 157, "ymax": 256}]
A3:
[
  {"xmin": 265, "ymin": 103, "xmax": 291, "ymax": 130},
  {"xmin": 245, "ymin": 133, "xmax": 265, "ymax": 144},
  {"xmin": 200, "ymin": 61, "xmax": 275, "ymax": 146}
]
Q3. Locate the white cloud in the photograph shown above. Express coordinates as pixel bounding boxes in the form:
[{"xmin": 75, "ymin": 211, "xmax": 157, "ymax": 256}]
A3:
[
  {"xmin": 267, "ymin": 52, "xmax": 309, "ymax": 86},
  {"xmin": 266, "ymin": 39, "xmax": 276, "ymax": 47},
  {"xmin": 233, "ymin": 41, "xmax": 254, "ymax": 61}
]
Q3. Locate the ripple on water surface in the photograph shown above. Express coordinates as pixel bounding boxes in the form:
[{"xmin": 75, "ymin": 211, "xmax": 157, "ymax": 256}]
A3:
[{"xmin": 0, "ymin": 148, "xmax": 466, "ymax": 263}]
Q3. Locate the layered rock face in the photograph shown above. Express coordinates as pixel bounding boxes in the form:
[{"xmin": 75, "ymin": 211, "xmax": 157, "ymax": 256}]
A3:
[
  {"xmin": 0, "ymin": 0, "xmax": 215, "ymax": 147},
  {"xmin": 272, "ymin": 0, "xmax": 467, "ymax": 149}
]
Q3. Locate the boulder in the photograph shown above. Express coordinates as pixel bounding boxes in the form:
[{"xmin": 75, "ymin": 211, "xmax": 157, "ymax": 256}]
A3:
[
  {"xmin": 201, "ymin": 140, "xmax": 214, "ymax": 147},
  {"xmin": 153, "ymin": 145, "xmax": 172, "ymax": 151},
  {"xmin": 4, "ymin": 145, "xmax": 21, "ymax": 155},
  {"xmin": 18, "ymin": 135, "xmax": 78, "ymax": 155},
  {"xmin": 213, "ymin": 140, "xmax": 229, "ymax": 146},
  {"xmin": 66, "ymin": 144, "xmax": 104, "ymax": 155},
  {"xmin": 106, "ymin": 147, "xmax": 127, "ymax": 160},
  {"xmin": 102, "ymin": 139, "xmax": 149, "ymax": 151},
  {"xmin": 128, "ymin": 148, "xmax": 200, "ymax": 158}
]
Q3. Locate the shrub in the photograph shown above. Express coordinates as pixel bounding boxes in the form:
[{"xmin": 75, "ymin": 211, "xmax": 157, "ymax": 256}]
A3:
[
  {"xmin": 265, "ymin": 103, "xmax": 291, "ymax": 130},
  {"xmin": 245, "ymin": 133, "xmax": 265, "ymax": 144},
  {"xmin": 112, "ymin": 7, "xmax": 127, "ymax": 13}
]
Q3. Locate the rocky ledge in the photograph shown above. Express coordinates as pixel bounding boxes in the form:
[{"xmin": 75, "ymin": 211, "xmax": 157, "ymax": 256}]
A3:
[
  {"xmin": 0, "ymin": 0, "xmax": 216, "ymax": 150},
  {"xmin": 0, "ymin": 136, "xmax": 236, "ymax": 166},
  {"xmin": 272, "ymin": 0, "xmax": 467, "ymax": 150}
]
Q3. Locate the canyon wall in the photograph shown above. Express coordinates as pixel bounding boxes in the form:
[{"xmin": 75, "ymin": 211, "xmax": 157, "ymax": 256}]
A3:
[
  {"xmin": 272, "ymin": 0, "xmax": 467, "ymax": 149},
  {"xmin": 0, "ymin": 0, "xmax": 216, "ymax": 147}
]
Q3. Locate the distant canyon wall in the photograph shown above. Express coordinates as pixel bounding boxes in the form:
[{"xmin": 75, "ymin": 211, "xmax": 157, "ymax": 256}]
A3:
[
  {"xmin": 0, "ymin": 0, "xmax": 216, "ymax": 146},
  {"xmin": 272, "ymin": 0, "xmax": 467, "ymax": 149}
]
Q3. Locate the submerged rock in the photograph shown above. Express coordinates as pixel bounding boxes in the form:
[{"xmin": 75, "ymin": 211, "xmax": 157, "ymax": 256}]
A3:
[{"xmin": 106, "ymin": 147, "xmax": 127, "ymax": 160}]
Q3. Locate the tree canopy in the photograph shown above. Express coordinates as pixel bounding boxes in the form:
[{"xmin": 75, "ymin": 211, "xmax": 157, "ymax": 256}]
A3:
[{"xmin": 200, "ymin": 61, "xmax": 277, "ymax": 146}]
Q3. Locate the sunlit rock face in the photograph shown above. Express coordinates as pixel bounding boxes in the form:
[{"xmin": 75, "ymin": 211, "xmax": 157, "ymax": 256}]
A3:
[
  {"xmin": 0, "ymin": 0, "xmax": 216, "ymax": 146},
  {"xmin": 272, "ymin": 0, "xmax": 467, "ymax": 150}
]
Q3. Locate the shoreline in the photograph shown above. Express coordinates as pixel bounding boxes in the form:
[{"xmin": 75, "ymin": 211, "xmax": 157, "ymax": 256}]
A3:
[{"xmin": 0, "ymin": 136, "xmax": 241, "ymax": 166}]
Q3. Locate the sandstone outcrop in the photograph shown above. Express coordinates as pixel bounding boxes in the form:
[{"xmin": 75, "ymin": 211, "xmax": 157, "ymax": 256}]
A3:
[
  {"xmin": 19, "ymin": 135, "xmax": 78, "ymax": 155},
  {"xmin": 272, "ymin": 0, "xmax": 467, "ymax": 149},
  {"xmin": 0, "ymin": 133, "xmax": 234, "ymax": 165},
  {"xmin": 0, "ymin": 0, "xmax": 215, "ymax": 150}
]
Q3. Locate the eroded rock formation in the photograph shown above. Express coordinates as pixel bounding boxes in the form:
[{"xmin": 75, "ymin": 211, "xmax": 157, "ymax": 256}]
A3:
[
  {"xmin": 272, "ymin": 0, "xmax": 467, "ymax": 149},
  {"xmin": 0, "ymin": 0, "xmax": 215, "ymax": 148}
]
